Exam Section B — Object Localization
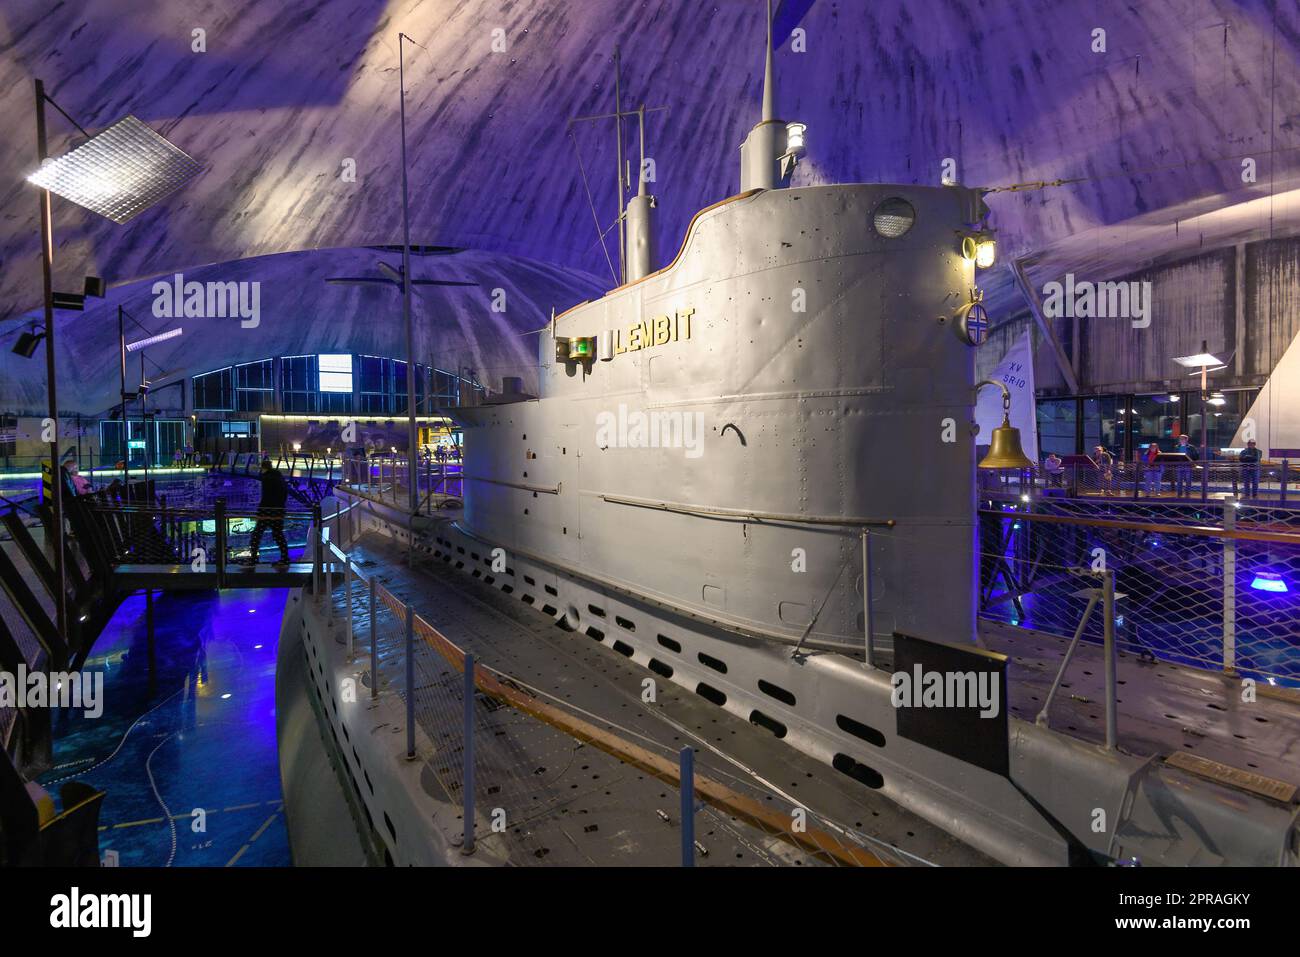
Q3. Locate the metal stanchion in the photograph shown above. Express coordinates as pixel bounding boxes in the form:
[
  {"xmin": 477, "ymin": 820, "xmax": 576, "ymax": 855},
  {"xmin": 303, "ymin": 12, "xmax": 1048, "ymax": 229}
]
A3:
[
  {"xmin": 462, "ymin": 653, "xmax": 476, "ymax": 855},
  {"xmin": 369, "ymin": 576, "xmax": 378, "ymax": 700},
  {"xmin": 1102, "ymin": 569, "xmax": 1118, "ymax": 751},
  {"xmin": 344, "ymin": 555, "xmax": 354, "ymax": 656},
  {"xmin": 405, "ymin": 603, "xmax": 415, "ymax": 760},
  {"xmin": 324, "ymin": 544, "xmax": 334, "ymax": 628},
  {"xmin": 1222, "ymin": 497, "xmax": 1237, "ymax": 675},
  {"xmin": 311, "ymin": 504, "xmax": 322, "ymax": 597},
  {"xmin": 680, "ymin": 746, "xmax": 695, "ymax": 867},
  {"xmin": 861, "ymin": 528, "xmax": 874, "ymax": 668},
  {"xmin": 215, "ymin": 497, "xmax": 228, "ymax": 588}
]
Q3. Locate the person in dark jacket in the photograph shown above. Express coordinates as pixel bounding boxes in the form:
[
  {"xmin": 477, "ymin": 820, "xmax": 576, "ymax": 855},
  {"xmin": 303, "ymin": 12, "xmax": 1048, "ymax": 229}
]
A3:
[
  {"xmin": 1239, "ymin": 439, "xmax": 1262, "ymax": 498},
  {"xmin": 246, "ymin": 457, "xmax": 290, "ymax": 565},
  {"xmin": 1174, "ymin": 434, "xmax": 1200, "ymax": 496}
]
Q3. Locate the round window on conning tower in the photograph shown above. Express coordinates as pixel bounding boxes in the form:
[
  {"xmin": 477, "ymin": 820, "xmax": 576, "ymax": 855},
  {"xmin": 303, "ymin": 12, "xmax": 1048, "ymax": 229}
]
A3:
[{"xmin": 872, "ymin": 197, "xmax": 916, "ymax": 238}]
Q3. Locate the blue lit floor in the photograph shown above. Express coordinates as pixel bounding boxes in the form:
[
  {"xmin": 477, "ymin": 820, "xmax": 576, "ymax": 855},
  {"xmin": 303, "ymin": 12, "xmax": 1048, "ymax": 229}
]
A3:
[{"xmin": 38, "ymin": 588, "xmax": 292, "ymax": 866}]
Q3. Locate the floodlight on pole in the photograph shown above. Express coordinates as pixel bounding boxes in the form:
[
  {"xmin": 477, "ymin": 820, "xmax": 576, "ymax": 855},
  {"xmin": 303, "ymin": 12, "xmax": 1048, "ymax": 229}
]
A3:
[
  {"xmin": 29, "ymin": 79, "xmax": 200, "ymax": 653},
  {"xmin": 1171, "ymin": 340, "xmax": 1228, "ymax": 469}
]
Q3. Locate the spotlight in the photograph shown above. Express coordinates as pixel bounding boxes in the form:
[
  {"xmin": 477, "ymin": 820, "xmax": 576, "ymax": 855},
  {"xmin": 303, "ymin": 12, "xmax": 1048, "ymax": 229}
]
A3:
[
  {"xmin": 12, "ymin": 329, "xmax": 45, "ymax": 358},
  {"xmin": 27, "ymin": 115, "xmax": 202, "ymax": 224},
  {"xmin": 960, "ymin": 234, "xmax": 997, "ymax": 268}
]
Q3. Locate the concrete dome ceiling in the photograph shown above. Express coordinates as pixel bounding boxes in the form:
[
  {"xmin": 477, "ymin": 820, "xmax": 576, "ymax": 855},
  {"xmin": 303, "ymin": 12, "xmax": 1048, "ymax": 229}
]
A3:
[{"xmin": 1, "ymin": 0, "xmax": 1298, "ymax": 327}]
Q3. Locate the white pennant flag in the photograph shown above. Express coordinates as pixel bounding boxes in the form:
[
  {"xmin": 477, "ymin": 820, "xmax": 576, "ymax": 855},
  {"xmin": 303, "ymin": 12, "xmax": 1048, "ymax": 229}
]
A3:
[{"xmin": 976, "ymin": 330, "xmax": 1038, "ymax": 463}]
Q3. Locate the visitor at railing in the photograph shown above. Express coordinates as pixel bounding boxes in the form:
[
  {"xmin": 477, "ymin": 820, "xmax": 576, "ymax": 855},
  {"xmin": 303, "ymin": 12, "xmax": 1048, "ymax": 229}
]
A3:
[
  {"xmin": 1239, "ymin": 440, "xmax": 1262, "ymax": 499},
  {"xmin": 243, "ymin": 457, "xmax": 291, "ymax": 566},
  {"xmin": 1141, "ymin": 442, "xmax": 1163, "ymax": 494},
  {"xmin": 1173, "ymin": 434, "xmax": 1199, "ymax": 495},
  {"xmin": 61, "ymin": 457, "xmax": 91, "ymax": 496},
  {"xmin": 1042, "ymin": 452, "xmax": 1064, "ymax": 488},
  {"xmin": 1091, "ymin": 445, "xmax": 1115, "ymax": 494}
]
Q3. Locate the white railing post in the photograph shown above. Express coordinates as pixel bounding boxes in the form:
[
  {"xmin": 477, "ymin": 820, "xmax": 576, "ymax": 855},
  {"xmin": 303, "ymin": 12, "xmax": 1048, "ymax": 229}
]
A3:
[
  {"xmin": 345, "ymin": 554, "xmax": 354, "ymax": 656},
  {"xmin": 1102, "ymin": 569, "xmax": 1118, "ymax": 751},
  {"xmin": 1223, "ymin": 497, "xmax": 1237, "ymax": 675}
]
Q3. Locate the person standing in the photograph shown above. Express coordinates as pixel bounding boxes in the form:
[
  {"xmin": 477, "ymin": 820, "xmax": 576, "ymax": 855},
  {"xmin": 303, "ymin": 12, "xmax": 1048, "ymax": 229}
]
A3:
[
  {"xmin": 245, "ymin": 457, "xmax": 291, "ymax": 565},
  {"xmin": 1143, "ymin": 442, "xmax": 1163, "ymax": 494},
  {"xmin": 1043, "ymin": 452, "xmax": 1064, "ymax": 488},
  {"xmin": 1239, "ymin": 439, "xmax": 1262, "ymax": 499},
  {"xmin": 1174, "ymin": 434, "xmax": 1199, "ymax": 496},
  {"xmin": 1092, "ymin": 445, "xmax": 1115, "ymax": 494}
]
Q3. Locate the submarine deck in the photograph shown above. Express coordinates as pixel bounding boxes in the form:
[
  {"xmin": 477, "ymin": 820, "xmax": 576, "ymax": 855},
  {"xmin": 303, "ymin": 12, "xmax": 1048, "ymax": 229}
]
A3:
[
  {"xmin": 982, "ymin": 620, "xmax": 1300, "ymax": 798},
  {"xmin": 335, "ymin": 530, "xmax": 995, "ymax": 866}
]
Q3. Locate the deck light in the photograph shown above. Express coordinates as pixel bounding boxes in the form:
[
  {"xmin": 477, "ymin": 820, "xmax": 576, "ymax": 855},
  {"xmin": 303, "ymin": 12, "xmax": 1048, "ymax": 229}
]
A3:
[
  {"xmin": 1250, "ymin": 572, "xmax": 1288, "ymax": 593},
  {"xmin": 785, "ymin": 122, "xmax": 807, "ymax": 156}
]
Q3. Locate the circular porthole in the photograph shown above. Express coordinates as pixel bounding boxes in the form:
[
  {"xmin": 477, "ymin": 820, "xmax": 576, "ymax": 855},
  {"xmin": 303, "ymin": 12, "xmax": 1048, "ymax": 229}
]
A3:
[{"xmin": 872, "ymin": 197, "xmax": 916, "ymax": 238}]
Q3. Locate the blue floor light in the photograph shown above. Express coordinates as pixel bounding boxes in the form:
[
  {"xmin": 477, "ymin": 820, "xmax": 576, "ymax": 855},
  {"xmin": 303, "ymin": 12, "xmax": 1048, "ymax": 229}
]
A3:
[{"xmin": 1250, "ymin": 572, "xmax": 1289, "ymax": 594}]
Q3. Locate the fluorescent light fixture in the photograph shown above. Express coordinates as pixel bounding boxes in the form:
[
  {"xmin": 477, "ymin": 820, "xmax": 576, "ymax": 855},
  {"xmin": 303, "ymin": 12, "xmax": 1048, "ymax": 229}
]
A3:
[
  {"xmin": 125, "ymin": 326, "xmax": 183, "ymax": 352},
  {"xmin": 27, "ymin": 115, "xmax": 202, "ymax": 224},
  {"xmin": 1207, "ymin": 396, "xmax": 1226, "ymax": 406},
  {"xmin": 1172, "ymin": 352, "xmax": 1222, "ymax": 367},
  {"xmin": 318, "ymin": 353, "xmax": 353, "ymax": 393}
]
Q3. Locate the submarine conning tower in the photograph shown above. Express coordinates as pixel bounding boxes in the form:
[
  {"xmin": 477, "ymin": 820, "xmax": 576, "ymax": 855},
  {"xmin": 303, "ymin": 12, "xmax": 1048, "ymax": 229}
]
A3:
[{"xmin": 456, "ymin": 2, "xmax": 993, "ymax": 654}]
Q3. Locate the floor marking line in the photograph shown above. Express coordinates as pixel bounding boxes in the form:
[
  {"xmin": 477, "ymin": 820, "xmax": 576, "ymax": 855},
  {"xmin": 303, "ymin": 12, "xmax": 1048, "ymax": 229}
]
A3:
[
  {"xmin": 113, "ymin": 817, "xmax": 165, "ymax": 828},
  {"xmin": 226, "ymin": 843, "xmax": 250, "ymax": 867},
  {"xmin": 223, "ymin": 802, "xmax": 259, "ymax": 812},
  {"xmin": 249, "ymin": 810, "xmax": 279, "ymax": 843}
]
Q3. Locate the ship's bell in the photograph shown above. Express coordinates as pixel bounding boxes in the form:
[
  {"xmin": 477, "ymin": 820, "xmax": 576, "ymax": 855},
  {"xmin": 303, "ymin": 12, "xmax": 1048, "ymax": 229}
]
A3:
[{"xmin": 978, "ymin": 414, "xmax": 1036, "ymax": 470}]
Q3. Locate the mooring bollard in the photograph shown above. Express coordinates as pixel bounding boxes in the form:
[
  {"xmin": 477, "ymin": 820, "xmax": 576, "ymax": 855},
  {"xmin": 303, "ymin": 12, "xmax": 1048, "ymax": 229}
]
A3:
[
  {"xmin": 680, "ymin": 746, "xmax": 695, "ymax": 867},
  {"xmin": 405, "ymin": 603, "xmax": 415, "ymax": 760},
  {"xmin": 463, "ymin": 653, "xmax": 476, "ymax": 855}
]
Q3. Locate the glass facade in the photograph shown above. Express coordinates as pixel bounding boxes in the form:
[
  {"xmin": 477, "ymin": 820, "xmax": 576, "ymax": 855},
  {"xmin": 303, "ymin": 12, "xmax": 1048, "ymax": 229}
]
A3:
[
  {"xmin": 1036, "ymin": 398, "xmax": 1077, "ymax": 458},
  {"xmin": 234, "ymin": 359, "xmax": 275, "ymax": 412},
  {"xmin": 1127, "ymin": 393, "xmax": 1182, "ymax": 456},
  {"xmin": 99, "ymin": 418, "xmax": 187, "ymax": 468},
  {"xmin": 1082, "ymin": 396, "xmax": 1121, "ymax": 460},
  {"xmin": 193, "ymin": 353, "xmax": 483, "ymax": 415},
  {"xmin": 192, "ymin": 367, "xmax": 233, "ymax": 411},
  {"xmin": 1036, "ymin": 389, "xmax": 1258, "ymax": 460}
]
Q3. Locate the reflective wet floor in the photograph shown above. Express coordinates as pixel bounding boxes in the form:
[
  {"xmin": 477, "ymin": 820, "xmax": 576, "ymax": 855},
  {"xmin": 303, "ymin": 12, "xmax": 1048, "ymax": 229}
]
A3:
[{"xmin": 38, "ymin": 588, "xmax": 292, "ymax": 867}]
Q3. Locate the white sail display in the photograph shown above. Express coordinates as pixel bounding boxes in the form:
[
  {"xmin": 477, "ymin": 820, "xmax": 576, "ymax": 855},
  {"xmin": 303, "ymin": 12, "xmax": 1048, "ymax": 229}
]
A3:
[
  {"xmin": 1233, "ymin": 327, "xmax": 1300, "ymax": 455},
  {"xmin": 976, "ymin": 330, "xmax": 1039, "ymax": 462}
]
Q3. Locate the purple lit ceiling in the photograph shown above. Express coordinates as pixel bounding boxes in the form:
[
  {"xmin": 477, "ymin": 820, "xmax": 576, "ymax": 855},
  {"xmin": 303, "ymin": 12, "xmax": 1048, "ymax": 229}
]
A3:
[{"xmin": 1, "ymin": 0, "xmax": 1298, "ymax": 394}]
